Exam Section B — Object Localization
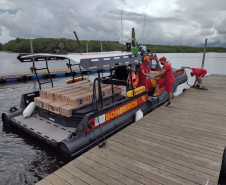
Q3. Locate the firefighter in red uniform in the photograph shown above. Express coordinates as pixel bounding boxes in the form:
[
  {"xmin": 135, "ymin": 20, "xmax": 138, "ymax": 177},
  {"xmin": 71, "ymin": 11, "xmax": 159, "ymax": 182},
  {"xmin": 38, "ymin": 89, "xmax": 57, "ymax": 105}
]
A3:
[
  {"xmin": 182, "ymin": 66, "xmax": 207, "ymax": 89},
  {"xmin": 139, "ymin": 57, "xmax": 151, "ymax": 90},
  {"xmin": 152, "ymin": 56, "xmax": 175, "ymax": 107}
]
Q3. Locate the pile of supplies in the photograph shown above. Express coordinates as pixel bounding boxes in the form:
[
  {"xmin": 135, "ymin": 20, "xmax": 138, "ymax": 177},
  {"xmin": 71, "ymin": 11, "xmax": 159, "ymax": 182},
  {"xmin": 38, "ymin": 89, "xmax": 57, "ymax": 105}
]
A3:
[{"xmin": 34, "ymin": 80, "xmax": 126, "ymax": 117}]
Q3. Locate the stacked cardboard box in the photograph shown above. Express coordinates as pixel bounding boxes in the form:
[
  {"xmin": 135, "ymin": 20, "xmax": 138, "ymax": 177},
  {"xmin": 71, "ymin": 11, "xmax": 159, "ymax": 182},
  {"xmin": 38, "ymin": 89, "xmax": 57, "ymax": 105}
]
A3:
[
  {"xmin": 60, "ymin": 105, "xmax": 77, "ymax": 117},
  {"xmin": 35, "ymin": 81, "xmax": 126, "ymax": 117},
  {"xmin": 116, "ymin": 85, "xmax": 127, "ymax": 96},
  {"xmin": 40, "ymin": 80, "xmax": 90, "ymax": 99},
  {"xmin": 49, "ymin": 101, "xmax": 67, "ymax": 114},
  {"xmin": 34, "ymin": 97, "xmax": 53, "ymax": 110}
]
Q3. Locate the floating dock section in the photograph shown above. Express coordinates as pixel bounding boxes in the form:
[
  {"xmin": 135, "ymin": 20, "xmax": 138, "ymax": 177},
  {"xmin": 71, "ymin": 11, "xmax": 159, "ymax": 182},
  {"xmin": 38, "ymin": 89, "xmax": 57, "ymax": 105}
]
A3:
[
  {"xmin": 0, "ymin": 68, "xmax": 110, "ymax": 84},
  {"xmin": 36, "ymin": 74, "xmax": 226, "ymax": 185}
]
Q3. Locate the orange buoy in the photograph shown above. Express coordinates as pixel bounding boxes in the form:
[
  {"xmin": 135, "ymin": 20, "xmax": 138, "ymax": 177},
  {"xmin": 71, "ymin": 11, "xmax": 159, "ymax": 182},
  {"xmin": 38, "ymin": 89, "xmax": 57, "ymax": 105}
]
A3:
[
  {"xmin": 66, "ymin": 77, "xmax": 86, "ymax": 84},
  {"xmin": 129, "ymin": 69, "xmax": 139, "ymax": 87}
]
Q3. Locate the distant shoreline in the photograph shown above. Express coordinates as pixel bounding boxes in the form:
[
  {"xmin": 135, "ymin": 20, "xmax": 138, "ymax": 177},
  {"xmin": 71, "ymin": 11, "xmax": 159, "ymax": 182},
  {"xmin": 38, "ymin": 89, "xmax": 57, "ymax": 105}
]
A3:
[{"xmin": 1, "ymin": 38, "xmax": 226, "ymax": 53}]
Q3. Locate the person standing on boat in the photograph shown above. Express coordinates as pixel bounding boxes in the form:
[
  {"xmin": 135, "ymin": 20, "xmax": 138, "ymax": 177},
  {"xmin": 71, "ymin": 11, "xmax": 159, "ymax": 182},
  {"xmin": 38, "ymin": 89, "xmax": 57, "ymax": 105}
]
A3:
[
  {"xmin": 182, "ymin": 67, "xmax": 207, "ymax": 89},
  {"xmin": 152, "ymin": 56, "xmax": 175, "ymax": 107},
  {"xmin": 139, "ymin": 57, "xmax": 151, "ymax": 90}
]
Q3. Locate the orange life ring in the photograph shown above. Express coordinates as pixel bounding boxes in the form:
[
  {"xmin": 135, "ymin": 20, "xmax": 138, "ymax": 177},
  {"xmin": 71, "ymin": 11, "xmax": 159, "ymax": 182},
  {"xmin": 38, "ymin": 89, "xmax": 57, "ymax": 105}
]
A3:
[{"xmin": 129, "ymin": 69, "xmax": 139, "ymax": 87}]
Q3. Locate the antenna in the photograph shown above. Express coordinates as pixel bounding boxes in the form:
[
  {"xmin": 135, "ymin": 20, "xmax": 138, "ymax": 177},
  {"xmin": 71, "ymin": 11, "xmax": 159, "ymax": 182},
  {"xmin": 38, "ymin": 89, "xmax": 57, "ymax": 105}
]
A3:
[
  {"xmin": 121, "ymin": 12, "xmax": 123, "ymax": 48},
  {"xmin": 142, "ymin": 13, "xmax": 146, "ymax": 46},
  {"xmin": 73, "ymin": 31, "xmax": 84, "ymax": 53}
]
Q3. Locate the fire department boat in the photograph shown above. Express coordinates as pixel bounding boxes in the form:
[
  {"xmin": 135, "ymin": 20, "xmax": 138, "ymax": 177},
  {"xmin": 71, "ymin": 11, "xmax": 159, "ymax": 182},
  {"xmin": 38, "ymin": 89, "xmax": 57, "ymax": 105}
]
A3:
[{"xmin": 2, "ymin": 50, "xmax": 188, "ymax": 159}]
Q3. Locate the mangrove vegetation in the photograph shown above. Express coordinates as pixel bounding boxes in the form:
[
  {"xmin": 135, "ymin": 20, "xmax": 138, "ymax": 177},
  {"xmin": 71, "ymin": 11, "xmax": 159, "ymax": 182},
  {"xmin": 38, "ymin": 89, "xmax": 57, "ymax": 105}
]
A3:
[{"xmin": 1, "ymin": 38, "xmax": 226, "ymax": 53}]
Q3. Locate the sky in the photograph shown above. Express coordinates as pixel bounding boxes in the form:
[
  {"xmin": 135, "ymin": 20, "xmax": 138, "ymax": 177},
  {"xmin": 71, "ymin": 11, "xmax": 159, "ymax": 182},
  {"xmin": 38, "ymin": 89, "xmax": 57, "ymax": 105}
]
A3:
[{"xmin": 0, "ymin": 0, "xmax": 226, "ymax": 47}]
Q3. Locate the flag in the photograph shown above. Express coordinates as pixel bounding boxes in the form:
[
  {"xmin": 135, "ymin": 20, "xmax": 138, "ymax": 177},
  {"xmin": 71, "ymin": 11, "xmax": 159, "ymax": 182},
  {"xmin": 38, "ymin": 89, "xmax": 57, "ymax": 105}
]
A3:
[{"xmin": 131, "ymin": 28, "xmax": 138, "ymax": 56}]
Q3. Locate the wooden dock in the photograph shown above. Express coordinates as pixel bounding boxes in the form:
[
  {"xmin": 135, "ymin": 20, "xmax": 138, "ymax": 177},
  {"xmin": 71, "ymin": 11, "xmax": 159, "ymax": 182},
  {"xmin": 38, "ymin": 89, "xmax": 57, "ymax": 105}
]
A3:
[{"xmin": 36, "ymin": 74, "xmax": 226, "ymax": 185}]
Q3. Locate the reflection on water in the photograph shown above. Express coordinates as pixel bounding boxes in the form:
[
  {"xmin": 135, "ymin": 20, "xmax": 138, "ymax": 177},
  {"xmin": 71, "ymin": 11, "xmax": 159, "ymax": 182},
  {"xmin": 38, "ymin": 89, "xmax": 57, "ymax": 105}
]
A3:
[{"xmin": 0, "ymin": 52, "xmax": 226, "ymax": 184}]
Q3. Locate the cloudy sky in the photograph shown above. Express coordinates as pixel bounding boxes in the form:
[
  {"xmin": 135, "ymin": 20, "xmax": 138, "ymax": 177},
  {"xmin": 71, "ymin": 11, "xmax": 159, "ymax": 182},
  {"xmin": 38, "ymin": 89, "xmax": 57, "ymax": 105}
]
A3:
[{"xmin": 0, "ymin": 0, "xmax": 226, "ymax": 47}]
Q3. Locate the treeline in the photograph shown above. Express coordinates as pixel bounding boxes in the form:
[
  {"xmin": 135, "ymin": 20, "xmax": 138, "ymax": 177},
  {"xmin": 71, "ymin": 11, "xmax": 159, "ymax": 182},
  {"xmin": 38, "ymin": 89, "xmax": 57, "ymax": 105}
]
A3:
[
  {"xmin": 0, "ymin": 42, "xmax": 3, "ymax": 50},
  {"xmin": 1, "ymin": 38, "xmax": 122, "ymax": 53},
  {"xmin": 0, "ymin": 38, "xmax": 226, "ymax": 53},
  {"xmin": 147, "ymin": 44, "xmax": 226, "ymax": 53}
]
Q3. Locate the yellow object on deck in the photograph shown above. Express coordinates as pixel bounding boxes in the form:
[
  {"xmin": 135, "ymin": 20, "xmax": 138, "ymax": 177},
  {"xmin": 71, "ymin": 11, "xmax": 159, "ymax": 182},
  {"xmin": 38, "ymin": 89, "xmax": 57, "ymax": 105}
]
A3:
[
  {"xmin": 66, "ymin": 77, "xmax": 86, "ymax": 84},
  {"xmin": 126, "ymin": 86, "xmax": 145, "ymax": 97},
  {"xmin": 150, "ymin": 78, "xmax": 157, "ymax": 87}
]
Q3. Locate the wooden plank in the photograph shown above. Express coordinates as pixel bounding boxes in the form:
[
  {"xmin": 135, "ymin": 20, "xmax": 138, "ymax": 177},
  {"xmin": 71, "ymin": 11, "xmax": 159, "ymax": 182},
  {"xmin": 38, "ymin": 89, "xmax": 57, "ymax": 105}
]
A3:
[
  {"xmin": 89, "ymin": 147, "xmax": 192, "ymax": 185},
  {"xmin": 36, "ymin": 179, "xmax": 52, "ymax": 185},
  {"xmin": 140, "ymin": 119, "xmax": 226, "ymax": 148},
  {"xmin": 142, "ymin": 115, "xmax": 226, "ymax": 143},
  {"xmin": 134, "ymin": 119, "xmax": 226, "ymax": 148},
  {"xmin": 137, "ymin": 118, "xmax": 226, "ymax": 146},
  {"xmin": 76, "ymin": 155, "xmax": 143, "ymax": 185},
  {"xmin": 70, "ymin": 159, "xmax": 124, "ymax": 185},
  {"xmin": 83, "ymin": 151, "xmax": 161, "ymax": 185},
  {"xmin": 132, "ymin": 122, "xmax": 225, "ymax": 150},
  {"xmin": 107, "ymin": 138, "xmax": 217, "ymax": 184},
  {"xmin": 124, "ymin": 124, "xmax": 222, "ymax": 157},
  {"xmin": 111, "ymin": 131, "xmax": 219, "ymax": 172},
  {"xmin": 54, "ymin": 168, "xmax": 88, "ymax": 185},
  {"xmin": 104, "ymin": 140, "xmax": 211, "ymax": 184},
  {"xmin": 145, "ymin": 110, "xmax": 226, "ymax": 132},
  {"xmin": 116, "ymin": 129, "xmax": 221, "ymax": 167},
  {"xmin": 145, "ymin": 111, "xmax": 226, "ymax": 132},
  {"xmin": 45, "ymin": 173, "xmax": 70, "ymax": 185},
  {"xmin": 62, "ymin": 164, "xmax": 105, "ymax": 185},
  {"xmin": 108, "ymin": 136, "xmax": 218, "ymax": 179}
]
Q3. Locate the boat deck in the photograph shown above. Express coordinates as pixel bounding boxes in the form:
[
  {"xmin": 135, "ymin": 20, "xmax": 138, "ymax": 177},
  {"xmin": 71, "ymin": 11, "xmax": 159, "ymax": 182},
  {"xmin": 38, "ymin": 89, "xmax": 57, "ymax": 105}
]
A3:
[
  {"xmin": 12, "ymin": 112, "xmax": 75, "ymax": 144},
  {"xmin": 37, "ymin": 74, "xmax": 226, "ymax": 185}
]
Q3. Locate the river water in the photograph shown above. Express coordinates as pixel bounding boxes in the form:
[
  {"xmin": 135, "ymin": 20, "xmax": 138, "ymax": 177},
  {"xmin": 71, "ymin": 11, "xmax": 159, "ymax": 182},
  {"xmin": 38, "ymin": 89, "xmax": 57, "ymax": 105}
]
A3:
[{"xmin": 0, "ymin": 52, "xmax": 226, "ymax": 184}]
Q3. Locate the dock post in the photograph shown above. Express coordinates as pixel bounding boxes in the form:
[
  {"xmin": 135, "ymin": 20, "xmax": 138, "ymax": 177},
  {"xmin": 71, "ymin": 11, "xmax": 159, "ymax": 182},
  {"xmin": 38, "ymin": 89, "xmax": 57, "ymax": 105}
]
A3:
[
  {"xmin": 101, "ymin": 42, "xmax": 102, "ymax": 52},
  {"xmin": 201, "ymin": 38, "xmax": 207, "ymax": 68},
  {"xmin": 30, "ymin": 39, "xmax": 33, "ymax": 54},
  {"xmin": 86, "ymin": 42, "xmax": 88, "ymax": 53}
]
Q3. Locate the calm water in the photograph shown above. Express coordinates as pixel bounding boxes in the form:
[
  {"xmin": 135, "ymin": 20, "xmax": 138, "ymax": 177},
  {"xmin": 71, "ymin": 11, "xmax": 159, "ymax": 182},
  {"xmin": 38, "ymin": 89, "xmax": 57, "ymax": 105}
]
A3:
[{"xmin": 0, "ymin": 52, "xmax": 226, "ymax": 184}]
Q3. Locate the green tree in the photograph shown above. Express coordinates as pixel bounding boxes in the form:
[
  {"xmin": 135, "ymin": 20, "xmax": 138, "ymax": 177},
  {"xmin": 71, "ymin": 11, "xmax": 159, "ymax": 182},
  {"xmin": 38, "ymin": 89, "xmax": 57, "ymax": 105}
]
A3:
[{"xmin": 0, "ymin": 42, "xmax": 3, "ymax": 50}]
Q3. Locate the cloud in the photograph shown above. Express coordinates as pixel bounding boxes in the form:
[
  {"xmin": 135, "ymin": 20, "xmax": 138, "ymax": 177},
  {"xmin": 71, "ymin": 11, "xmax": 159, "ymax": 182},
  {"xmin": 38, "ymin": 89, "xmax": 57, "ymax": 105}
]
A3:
[{"xmin": 0, "ymin": 0, "xmax": 225, "ymax": 47}]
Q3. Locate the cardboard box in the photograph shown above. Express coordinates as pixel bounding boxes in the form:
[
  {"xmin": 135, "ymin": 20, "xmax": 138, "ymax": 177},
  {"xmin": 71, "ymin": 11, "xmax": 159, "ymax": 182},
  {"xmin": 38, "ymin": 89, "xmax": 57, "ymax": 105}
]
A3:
[
  {"xmin": 101, "ymin": 86, "xmax": 112, "ymax": 98},
  {"xmin": 47, "ymin": 86, "xmax": 78, "ymax": 100},
  {"xmin": 116, "ymin": 86, "xmax": 127, "ymax": 96},
  {"xmin": 87, "ymin": 85, "xmax": 117, "ymax": 101},
  {"xmin": 59, "ymin": 91, "xmax": 80, "ymax": 102},
  {"xmin": 54, "ymin": 88, "xmax": 82, "ymax": 101},
  {"xmin": 39, "ymin": 84, "xmax": 71, "ymax": 98},
  {"xmin": 64, "ymin": 91, "xmax": 88, "ymax": 103},
  {"xmin": 49, "ymin": 82, "xmax": 94, "ymax": 100},
  {"xmin": 60, "ymin": 105, "xmax": 77, "ymax": 117},
  {"xmin": 49, "ymin": 101, "xmax": 67, "ymax": 114},
  {"xmin": 34, "ymin": 96, "xmax": 53, "ymax": 110},
  {"xmin": 69, "ymin": 93, "xmax": 90, "ymax": 108},
  {"xmin": 40, "ymin": 80, "xmax": 90, "ymax": 98},
  {"xmin": 85, "ymin": 82, "xmax": 108, "ymax": 91},
  {"xmin": 34, "ymin": 96, "xmax": 43, "ymax": 106},
  {"xmin": 151, "ymin": 71, "xmax": 160, "ymax": 78}
]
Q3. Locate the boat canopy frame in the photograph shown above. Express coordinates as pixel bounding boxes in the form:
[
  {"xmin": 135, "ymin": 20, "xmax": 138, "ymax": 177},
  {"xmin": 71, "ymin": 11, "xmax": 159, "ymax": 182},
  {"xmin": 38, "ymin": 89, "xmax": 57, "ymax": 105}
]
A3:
[
  {"xmin": 17, "ymin": 52, "xmax": 144, "ymax": 111},
  {"xmin": 80, "ymin": 54, "xmax": 142, "ymax": 71}
]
